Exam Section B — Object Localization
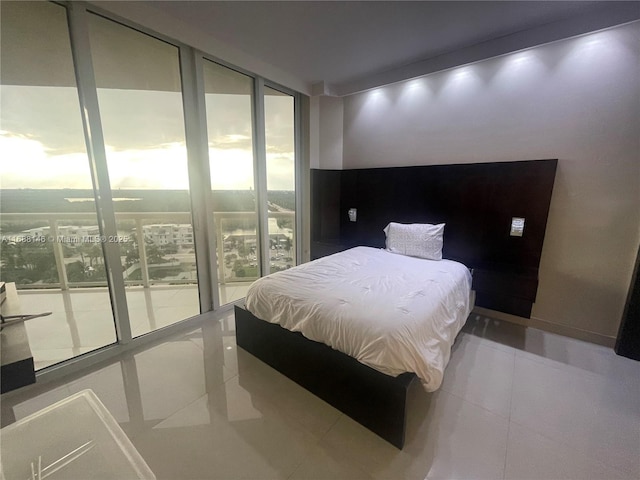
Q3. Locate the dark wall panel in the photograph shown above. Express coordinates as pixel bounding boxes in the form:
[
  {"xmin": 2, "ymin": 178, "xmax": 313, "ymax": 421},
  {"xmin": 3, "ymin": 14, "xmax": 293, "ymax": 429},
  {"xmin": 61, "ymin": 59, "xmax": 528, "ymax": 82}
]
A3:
[
  {"xmin": 332, "ymin": 160, "xmax": 557, "ymax": 270},
  {"xmin": 311, "ymin": 159, "xmax": 558, "ymax": 317},
  {"xmin": 311, "ymin": 169, "xmax": 341, "ymax": 242}
]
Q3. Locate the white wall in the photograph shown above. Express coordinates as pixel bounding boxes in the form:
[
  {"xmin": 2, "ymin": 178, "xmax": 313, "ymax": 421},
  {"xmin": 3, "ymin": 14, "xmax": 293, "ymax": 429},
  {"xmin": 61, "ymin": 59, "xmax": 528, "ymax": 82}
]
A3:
[
  {"xmin": 340, "ymin": 22, "xmax": 640, "ymax": 342},
  {"xmin": 309, "ymin": 96, "xmax": 320, "ymax": 169},
  {"xmin": 318, "ymin": 96, "xmax": 344, "ymax": 170},
  {"xmin": 313, "ymin": 95, "xmax": 344, "ymax": 170}
]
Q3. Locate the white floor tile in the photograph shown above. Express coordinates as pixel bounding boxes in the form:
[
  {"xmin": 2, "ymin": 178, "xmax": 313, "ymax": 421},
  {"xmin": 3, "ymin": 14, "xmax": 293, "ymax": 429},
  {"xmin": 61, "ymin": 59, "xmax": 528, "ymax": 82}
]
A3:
[
  {"xmin": 505, "ymin": 422, "xmax": 632, "ymax": 480},
  {"xmin": 133, "ymin": 340, "xmax": 210, "ymax": 424},
  {"xmin": 319, "ymin": 389, "xmax": 509, "ymax": 480},
  {"xmin": 232, "ymin": 353, "xmax": 342, "ymax": 439},
  {"xmin": 511, "ymin": 354, "xmax": 640, "ymax": 477},
  {"xmin": 289, "ymin": 443, "xmax": 374, "ymax": 480},
  {"xmin": 7, "ymin": 385, "xmax": 74, "ymax": 422},
  {"xmin": 134, "ymin": 376, "xmax": 320, "ymax": 480},
  {"xmin": 67, "ymin": 363, "xmax": 130, "ymax": 425},
  {"xmin": 517, "ymin": 329, "xmax": 640, "ymax": 387},
  {"xmin": 443, "ymin": 333, "xmax": 515, "ymax": 417}
]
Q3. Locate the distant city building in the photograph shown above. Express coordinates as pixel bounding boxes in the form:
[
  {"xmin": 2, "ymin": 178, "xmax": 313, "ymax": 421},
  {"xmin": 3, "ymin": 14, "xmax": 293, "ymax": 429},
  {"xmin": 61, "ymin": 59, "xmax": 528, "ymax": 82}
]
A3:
[
  {"xmin": 224, "ymin": 234, "xmax": 257, "ymax": 250},
  {"xmin": 141, "ymin": 224, "xmax": 194, "ymax": 247},
  {"xmin": 17, "ymin": 226, "xmax": 50, "ymax": 241},
  {"xmin": 1, "ymin": 226, "xmax": 51, "ymax": 243},
  {"xmin": 58, "ymin": 225, "xmax": 101, "ymax": 241}
]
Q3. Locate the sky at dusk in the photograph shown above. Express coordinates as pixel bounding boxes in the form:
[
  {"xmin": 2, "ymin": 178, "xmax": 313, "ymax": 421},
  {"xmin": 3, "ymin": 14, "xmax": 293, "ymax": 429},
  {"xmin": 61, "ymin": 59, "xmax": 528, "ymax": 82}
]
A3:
[{"xmin": 0, "ymin": 86, "xmax": 295, "ymax": 191}]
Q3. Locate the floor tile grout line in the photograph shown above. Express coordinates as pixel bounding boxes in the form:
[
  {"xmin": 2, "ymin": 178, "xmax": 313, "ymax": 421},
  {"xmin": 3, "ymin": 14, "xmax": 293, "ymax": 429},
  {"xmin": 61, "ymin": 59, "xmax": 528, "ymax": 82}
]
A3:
[
  {"xmin": 438, "ymin": 386, "xmax": 510, "ymax": 420},
  {"xmin": 445, "ymin": 332, "xmax": 517, "ymax": 418},
  {"xmin": 438, "ymin": 385, "xmax": 511, "ymax": 421},
  {"xmin": 126, "ymin": 344, "xmax": 241, "ymax": 434},
  {"xmin": 311, "ymin": 413, "xmax": 388, "ymax": 479},
  {"xmin": 138, "ymin": 389, "xmax": 211, "ymax": 432},
  {"xmin": 284, "ymin": 434, "xmax": 325, "ymax": 480},
  {"xmin": 231, "ymin": 359, "xmax": 345, "ymax": 444},
  {"xmin": 319, "ymin": 411, "xmax": 345, "ymax": 440},
  {"xmin": 441, "ymin": 343, "xmax": 515, "ymax": 480},
  {"xmin": 250, "ymin": 391, "xmax": 334, "ymax": 442},
  {"xmin": 502, "ymin": 351, "xmax": 516, "ymax": 480},
  {"xmin": 502, "ymin": 420, "xmax": 511, "ymax": 480}
]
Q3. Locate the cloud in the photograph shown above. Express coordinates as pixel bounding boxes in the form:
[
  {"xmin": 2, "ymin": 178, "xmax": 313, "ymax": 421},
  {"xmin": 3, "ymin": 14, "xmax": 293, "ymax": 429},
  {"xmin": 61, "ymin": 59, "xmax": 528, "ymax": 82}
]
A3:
[
  {"xmin": 209, "ymin": 134, "xmax": 253, "ymax": 151},
  {"xmin": 0, "ymin": 132, "xmax": 93, "ymax": 189},
  {"xmin": 1, "ymin": 86, "xmax": 295, "ymax": 191},
  {"xmin": 105, "ymin": 143, "xmax": 190, "ymax": 189},
  {"xmin": 267, "ymin": 153, "xmax": 295, "ymax": 191},
  {"xmin": 1, "ymin": 85, "xmax": 87, "ymax": 156}
]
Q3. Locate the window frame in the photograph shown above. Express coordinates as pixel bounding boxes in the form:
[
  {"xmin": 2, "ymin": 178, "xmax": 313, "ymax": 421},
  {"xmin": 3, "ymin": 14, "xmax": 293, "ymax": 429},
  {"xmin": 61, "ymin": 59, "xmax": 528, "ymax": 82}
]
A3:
[{"xmin": 12, "ymin": 0, "xmax": 305, "ymax": 384}]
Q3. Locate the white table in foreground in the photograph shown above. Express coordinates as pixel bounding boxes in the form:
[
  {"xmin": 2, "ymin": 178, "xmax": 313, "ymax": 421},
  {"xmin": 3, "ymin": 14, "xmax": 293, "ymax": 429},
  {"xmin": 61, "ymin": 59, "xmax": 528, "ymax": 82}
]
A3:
[{"xmin": 0, "ymin": 389, "xmax": 155, "ymax": 479}]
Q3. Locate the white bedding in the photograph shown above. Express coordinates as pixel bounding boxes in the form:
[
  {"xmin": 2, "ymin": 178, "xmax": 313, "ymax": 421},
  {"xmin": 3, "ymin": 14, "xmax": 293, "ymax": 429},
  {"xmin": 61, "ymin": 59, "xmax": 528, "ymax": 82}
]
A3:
[{"xmin": 245, "ymin": 246, "xmax": 473, "ymax": 391}]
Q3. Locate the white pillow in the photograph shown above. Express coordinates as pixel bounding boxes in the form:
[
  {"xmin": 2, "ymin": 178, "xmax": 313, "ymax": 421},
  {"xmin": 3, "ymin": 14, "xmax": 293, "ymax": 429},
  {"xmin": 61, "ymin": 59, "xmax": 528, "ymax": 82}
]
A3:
[{"xmin": 383, "ymin": 222, "xmax": 444, "ymax": 260}]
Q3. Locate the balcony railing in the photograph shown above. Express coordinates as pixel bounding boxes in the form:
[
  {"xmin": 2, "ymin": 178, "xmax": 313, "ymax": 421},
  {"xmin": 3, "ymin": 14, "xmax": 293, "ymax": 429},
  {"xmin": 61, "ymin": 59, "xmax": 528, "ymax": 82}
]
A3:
[{"xmin": 0, "ymin": 211, "xmax": 295, "ymax": 290}]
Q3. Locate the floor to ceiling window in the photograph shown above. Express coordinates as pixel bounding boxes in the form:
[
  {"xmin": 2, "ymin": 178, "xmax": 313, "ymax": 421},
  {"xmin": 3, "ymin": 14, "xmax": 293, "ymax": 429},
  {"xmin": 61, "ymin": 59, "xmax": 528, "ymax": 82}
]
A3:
[
  {"xmin": 0, "ymin": 1, "xmax": 116, "ymax": 369},
  {"xmin": 0, "ymin": 1, "xmax": 300, "ymax": 376},
  {"xmin": 264, "ymin": 87, "xmax": 297, "ymax": 269},
  {"xmin": 87, "ymin": 13, "xmax": 200, "ymax": 337},
  {"xmin": 203, "ymin": 60, "xmax": 258, "ymax": 305}
]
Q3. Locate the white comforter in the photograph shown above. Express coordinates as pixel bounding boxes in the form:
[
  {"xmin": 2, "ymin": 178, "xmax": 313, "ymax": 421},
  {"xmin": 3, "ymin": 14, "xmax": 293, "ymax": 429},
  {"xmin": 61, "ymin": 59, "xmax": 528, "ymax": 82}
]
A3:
[{"xmin": 245, "ymin": 246, "xmax": 473, "ymax": 391}]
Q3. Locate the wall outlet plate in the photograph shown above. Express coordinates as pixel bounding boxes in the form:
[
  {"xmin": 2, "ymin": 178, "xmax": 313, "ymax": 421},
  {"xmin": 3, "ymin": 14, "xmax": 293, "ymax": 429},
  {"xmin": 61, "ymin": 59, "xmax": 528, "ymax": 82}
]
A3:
[{"xmin": 510, "ymin": 217, "xmax": 525, "ymax": 236}]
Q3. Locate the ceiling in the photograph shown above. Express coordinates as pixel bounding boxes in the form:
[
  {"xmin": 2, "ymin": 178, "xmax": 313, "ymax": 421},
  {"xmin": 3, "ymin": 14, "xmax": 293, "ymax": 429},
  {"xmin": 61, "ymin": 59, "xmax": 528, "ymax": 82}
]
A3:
[{"xmin": 147, "ymin": 1, "xmax": 639, "ymax": 95}]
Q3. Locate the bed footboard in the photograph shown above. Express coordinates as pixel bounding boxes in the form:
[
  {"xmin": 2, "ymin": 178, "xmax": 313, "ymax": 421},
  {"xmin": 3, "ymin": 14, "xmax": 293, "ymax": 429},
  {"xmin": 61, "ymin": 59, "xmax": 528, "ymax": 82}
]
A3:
[{"xmin": 234, "ymin": 305, "xmax": 416, "ymax": 449}]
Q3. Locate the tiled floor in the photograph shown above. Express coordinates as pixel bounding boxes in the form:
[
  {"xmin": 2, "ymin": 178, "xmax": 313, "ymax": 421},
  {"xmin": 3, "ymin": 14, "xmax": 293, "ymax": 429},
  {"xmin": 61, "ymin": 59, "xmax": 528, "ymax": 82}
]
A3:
[{"xmin": 1, "ymin": 312, "xmax": 639, "ymax": 480}]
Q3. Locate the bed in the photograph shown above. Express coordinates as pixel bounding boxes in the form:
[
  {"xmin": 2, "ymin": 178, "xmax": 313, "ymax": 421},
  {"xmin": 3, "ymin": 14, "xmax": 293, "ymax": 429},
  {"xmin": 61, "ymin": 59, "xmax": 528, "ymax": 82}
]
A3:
[{"xmin": 235, "ymin": 242, "xmax": 473, "ymax": 448}]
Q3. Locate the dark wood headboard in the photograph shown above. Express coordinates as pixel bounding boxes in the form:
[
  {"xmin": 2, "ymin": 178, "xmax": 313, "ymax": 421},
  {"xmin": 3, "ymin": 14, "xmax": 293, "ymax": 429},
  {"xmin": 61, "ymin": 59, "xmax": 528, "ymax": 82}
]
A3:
[{"xmin": 311, "ymin": 159, "xmax": 558, "ymax": 318}]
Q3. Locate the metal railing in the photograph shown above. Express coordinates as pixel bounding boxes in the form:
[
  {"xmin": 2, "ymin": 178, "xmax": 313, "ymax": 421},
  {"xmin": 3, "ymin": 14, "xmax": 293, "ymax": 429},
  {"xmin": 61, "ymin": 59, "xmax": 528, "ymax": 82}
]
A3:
[{"xmin": 0, "ymin": 211, "xmax": 295, "ymax": 290}]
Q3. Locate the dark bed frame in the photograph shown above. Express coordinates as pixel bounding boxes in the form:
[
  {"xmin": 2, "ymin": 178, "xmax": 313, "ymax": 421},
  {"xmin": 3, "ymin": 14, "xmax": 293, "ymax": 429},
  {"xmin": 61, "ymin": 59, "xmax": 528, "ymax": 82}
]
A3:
[
  {"xmin": 234, "ymin": 305, "xmax": 416, "ymax": 449},
  {"xmin": 238, "ymin": 160, "xmax": 558, "ymax": 449}
]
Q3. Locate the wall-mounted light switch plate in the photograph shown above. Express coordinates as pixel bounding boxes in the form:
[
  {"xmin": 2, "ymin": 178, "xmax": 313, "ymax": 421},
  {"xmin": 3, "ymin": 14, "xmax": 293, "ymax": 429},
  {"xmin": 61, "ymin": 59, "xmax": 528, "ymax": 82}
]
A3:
[
  {"xmin": 510, "ymin": 217, "xmax": 525, "ymax": 236},
  {"xmin": 348, "ymin": 208, "xmax": 357, "ymax": 222}
]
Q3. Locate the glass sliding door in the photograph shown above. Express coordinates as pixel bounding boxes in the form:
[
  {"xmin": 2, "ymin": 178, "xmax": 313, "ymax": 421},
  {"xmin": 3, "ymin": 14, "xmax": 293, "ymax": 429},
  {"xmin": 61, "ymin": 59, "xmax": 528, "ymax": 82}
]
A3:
[
  {"xmin": 87, "ymin": 14, "xmax": 199, "ymax": 337},
  {"xmin": 1, "ymin": 2, "xmax": 303, "ymax": 379},
  {"xmin": 203, "ymin": 61, "xmax": 258, "ymax": 304},
  {"xmin": 264, "ymin": 87, "xmax": 296, "ymax": 271},
  {"xmin": 0, "ymin": 1, "xmax": 116, "ymax": 369}
]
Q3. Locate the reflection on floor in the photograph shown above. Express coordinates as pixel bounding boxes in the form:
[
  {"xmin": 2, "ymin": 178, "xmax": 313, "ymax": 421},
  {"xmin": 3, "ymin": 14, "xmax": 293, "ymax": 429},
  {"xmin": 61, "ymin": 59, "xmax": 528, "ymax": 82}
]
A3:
[
  {"xmin": 13, "ymin": 283, "xmax": 251, "ymax": 370},
  {"xmin": 2, "ymin": 312, "xmax": 639, "ymax": 479}
]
